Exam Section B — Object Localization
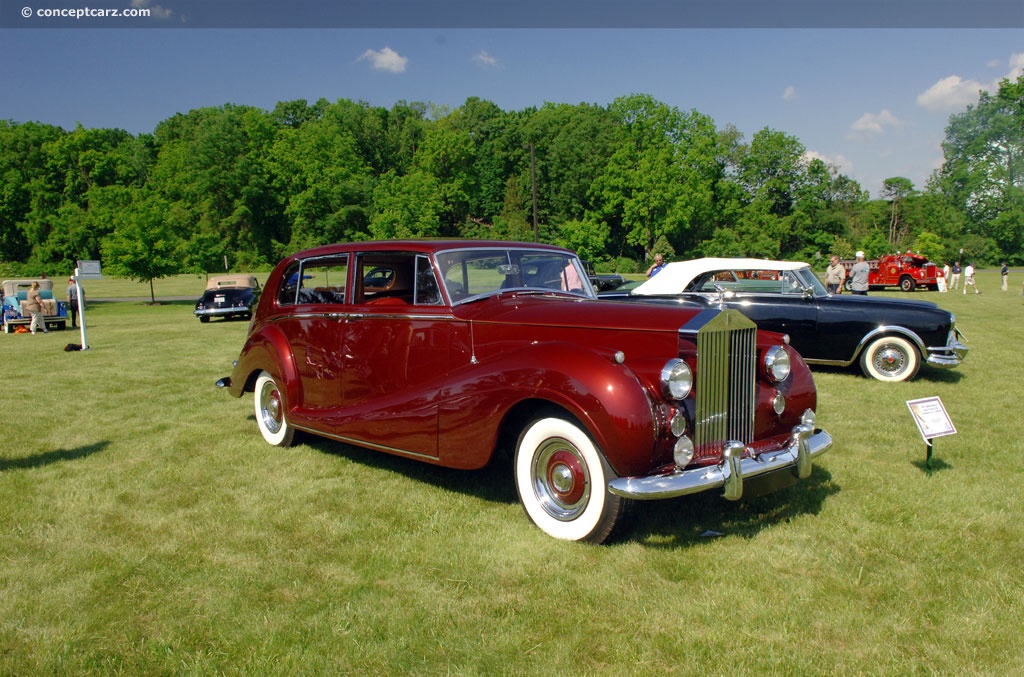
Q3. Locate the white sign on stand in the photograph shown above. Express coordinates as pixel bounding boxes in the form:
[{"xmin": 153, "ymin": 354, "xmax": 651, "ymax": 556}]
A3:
[
  {"xmin": 906, "ymin": 396, "xmax": 956, "ymax": 474},
  {"xmin": 73, "ymin": 260, "xmax": 102, "ymax": 350}
]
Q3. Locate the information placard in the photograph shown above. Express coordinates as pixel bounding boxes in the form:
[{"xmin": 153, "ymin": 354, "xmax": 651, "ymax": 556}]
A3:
[
  {"xmin": 906, "ymin": 396, "xmax": 956, "ymax": 443},
  {"xmin": 76, "ymin": 260, "xmax": 102, "ymax": 279}
]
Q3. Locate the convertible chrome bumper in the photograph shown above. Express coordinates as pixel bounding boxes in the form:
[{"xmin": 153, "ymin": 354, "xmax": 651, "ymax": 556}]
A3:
[
  {"xmin": 926, "ymin": 329, "xmax": 968, "ymax": 368},
  {"xmin": 607, "ymin": 424, "xmax": 832, "ymax": 501}
]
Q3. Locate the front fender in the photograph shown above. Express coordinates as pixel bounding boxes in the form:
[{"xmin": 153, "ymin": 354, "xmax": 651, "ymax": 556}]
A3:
[{"xmin": 438, "ymin": 341, "xmax": 660, "ymax": 477}]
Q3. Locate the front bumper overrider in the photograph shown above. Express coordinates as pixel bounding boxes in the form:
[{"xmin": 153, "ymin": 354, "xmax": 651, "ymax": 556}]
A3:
[
  {"xmin": 607, "ymin": 423, "xmax": 832, "ymax": 501},
  {"xmin": 926, "ymin": 328, "xmax": 968, "ymax": 368}
]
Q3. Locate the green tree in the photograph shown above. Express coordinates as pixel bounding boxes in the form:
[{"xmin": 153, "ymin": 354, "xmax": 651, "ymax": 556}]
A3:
[
  {"xmin": 101, "ymin": 191, "xmax": 182, "ymax": 303},
  {"xmin": 369, "ymin": 170, "xmax": 444, "ymax": 239},
  {"xmin": 940, "ymin": 73, "xmax": 1024, "ymax": 262},
  {"xmin": 590, "ymin": 94, "xmax": 719, "ymax": 261}
]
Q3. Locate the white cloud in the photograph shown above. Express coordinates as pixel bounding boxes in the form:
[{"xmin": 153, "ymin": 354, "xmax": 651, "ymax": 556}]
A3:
[
  {"xmin": 357, "ymin": 47, "xmax": 408, "ymax": 74},
  {"xmin": 131, "ymin": 0, "xmax": 173, "ymax": 20},
  {"xmin": 782, "ymin": 85, "xmax": 797, "ymax": 101},
  {"xmin": 917, "ymin": 52, "xmax": 1024, "ymax": 113},
  {"xmin": 916, "ymin": 75, "xmax": 985, "ymax": 112},
  {"xmin": 803, "ymin": 150, "xmax": 852, "ymax": 175},
  {"xmin": 850, "ymin": 109, "xmax": 902, "ymax": 135},
  {"xmin": 473, "ymin": 50, "xmax": 500, "ymax": 68}
]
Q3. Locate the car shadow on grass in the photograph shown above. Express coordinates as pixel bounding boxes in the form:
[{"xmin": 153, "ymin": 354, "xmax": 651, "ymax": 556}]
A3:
[
  {"xmin": 621, "ymin": 466, "xmax": 839, "ymax": 547},
  {"xmin": 0, "ymin": 440, "xmax": 110, "ymax": 472},
  {"xmin": 298, "ymin": 433, "xmax": 520, "ymax": 505},
  {"xmin": 297, "ymin": 431, "xmax": 840, "ymax": 546}
]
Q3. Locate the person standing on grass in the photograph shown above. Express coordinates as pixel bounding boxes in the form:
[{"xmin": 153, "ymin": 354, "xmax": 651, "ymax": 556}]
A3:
[
  {"xmin": 646, "ymin": 253, "xmax": 667, "ymax": 278},
  {"xmin": 963, "ymin": 263, "xmax": 980, "ymax": 294},
  {"xmin": 848, "ymin": 251, "xmax": 870, "ymax": 295},
  {"xmin": 950, "ymin": 262, "xmax": 961, "ymax": 290},
  {"xmin": 66, "ymin": 277, "xmax": 80, "ymax": 328},
  {"xmin": 1001, "ymin": 262, "xmax": 1008, "ymax": 291},
  {"xmin": 825, "ymin": 255, "xmax": 846, "ymax": 294},
  {"xmin": 25, "ymin": 281, "xmax": 48, "ymax": 334}
]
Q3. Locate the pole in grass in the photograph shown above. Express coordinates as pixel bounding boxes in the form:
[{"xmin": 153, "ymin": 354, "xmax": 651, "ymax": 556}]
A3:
[
  {"xmin": 906, "ymin": 397, "xmax": 956, "ymax": 475},
  {"xmin": 74, "ymin": 260, "xmax": 103, "ymax": 351}
]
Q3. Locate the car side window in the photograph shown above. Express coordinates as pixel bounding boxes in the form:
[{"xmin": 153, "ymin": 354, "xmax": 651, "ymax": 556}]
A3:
[
  {"xmin": 278, "ymin": 255, "xmax": 349, "ymax": 305},
  {"xmin": 414, "ymin": 255, "xmax": 442, "ymax": 305}
]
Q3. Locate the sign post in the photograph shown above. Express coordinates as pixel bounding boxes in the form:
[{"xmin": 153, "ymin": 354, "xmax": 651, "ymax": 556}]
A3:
[
  {"xmin": 74, "ymin": 260, "xmax": 103, "ymax": 350},
  {"xmin": 906, "ymin": 396, "xmax": 957, "ymax": 475}
]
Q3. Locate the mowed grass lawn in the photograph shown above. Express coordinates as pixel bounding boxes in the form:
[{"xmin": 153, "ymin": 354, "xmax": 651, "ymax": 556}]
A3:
[{"xmin": 2, "ymin": 269, "xmax": 1022, "ymax": 674}]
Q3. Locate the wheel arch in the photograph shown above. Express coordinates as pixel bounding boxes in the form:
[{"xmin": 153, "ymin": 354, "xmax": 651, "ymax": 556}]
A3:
[{"xmin": 849, "ymin": 325, "xmax": 926, "ymax": 363}]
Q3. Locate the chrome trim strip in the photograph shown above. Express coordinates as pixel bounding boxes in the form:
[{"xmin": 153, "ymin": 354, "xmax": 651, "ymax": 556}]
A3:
[
  {"xmin": 607, "ymin": 426, "xmax": 832, "ymax": 500},
  {"xmin": 292, "ymin": 425, "xmax": 440, "ymax": 461},
  {"xmin": 268, "ymin": 312, "xmax": 456, "ymax": 322}
]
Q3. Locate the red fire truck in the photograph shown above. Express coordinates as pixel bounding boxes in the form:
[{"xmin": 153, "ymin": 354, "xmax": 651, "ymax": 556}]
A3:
[{"xmin": 842, "ymin": 252, "xmax": 945, "ymax": 292}]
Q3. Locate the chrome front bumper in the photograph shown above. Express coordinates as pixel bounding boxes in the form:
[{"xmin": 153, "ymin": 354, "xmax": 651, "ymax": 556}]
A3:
[
  {"xmin": 926, "ymin": 330, "xmax": 969, "ymax": 368},
  {"xmin": 607, "ymin": 424, "xmax": 832, "ymax": 501}
]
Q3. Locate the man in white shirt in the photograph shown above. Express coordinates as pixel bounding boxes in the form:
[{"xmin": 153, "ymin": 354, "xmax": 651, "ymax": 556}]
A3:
[{"xmin": 963, "ymin": 263, "xmax": 980, "ymax": 294}]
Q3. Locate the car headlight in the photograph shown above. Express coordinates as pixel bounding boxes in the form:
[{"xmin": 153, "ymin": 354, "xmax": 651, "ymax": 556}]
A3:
[
  {"xmin": 763, "ymin": 345, "xmax": 791, "ymax": 383},
  {"xmin": 660, "ymin": 358, "xmax": 693, "ymax": 400}
]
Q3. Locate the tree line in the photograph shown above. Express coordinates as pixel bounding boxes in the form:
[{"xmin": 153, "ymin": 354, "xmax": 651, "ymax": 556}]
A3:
[{"xmin": 1, "ymin": 79, "xmax": 1021, "ymax": 287}]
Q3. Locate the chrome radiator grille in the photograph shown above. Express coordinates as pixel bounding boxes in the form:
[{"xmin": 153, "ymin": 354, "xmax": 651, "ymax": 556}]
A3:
[{"xmin": 692, "ymin": 310, "xmax": 757, "ymax": 461}]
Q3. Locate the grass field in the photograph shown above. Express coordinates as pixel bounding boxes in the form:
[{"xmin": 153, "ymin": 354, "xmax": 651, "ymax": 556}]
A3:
[{"xmin": 2, "ymin": 268, "xmax": 1022, "ymax": 674}]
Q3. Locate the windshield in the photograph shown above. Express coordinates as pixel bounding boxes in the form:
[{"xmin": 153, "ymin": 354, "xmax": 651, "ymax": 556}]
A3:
[
  {"xmin": 794, "ymin": 267, "xmax": 830, "ymax": 296},
  {"xmin": 435, "ymin": 247, "xmax": 597, "ymax": 303}
]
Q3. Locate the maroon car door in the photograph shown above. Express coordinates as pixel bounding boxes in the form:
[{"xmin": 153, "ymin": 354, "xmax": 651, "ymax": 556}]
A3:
[{"xmin": 334, "ymin": 253, "xmax": 454, "ymax": 460}]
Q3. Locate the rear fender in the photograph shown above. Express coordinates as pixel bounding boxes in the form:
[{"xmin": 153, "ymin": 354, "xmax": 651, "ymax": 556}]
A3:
[{"xmin": 228, "ymin": 324, "xmax": 299, "ymax": 406}]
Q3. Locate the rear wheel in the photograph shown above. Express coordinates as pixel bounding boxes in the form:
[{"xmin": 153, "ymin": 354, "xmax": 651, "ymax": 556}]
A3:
[
  {"xmin": 254, "ymin": 370, "xmax": 295, "ymax": 446},
  {"xmin": 514, "ymin": 415, "xmax": 627, "ymax": 543},
  {"xmin": 860, "ymin": 336, "xmax": 921, "ymax": 382}
]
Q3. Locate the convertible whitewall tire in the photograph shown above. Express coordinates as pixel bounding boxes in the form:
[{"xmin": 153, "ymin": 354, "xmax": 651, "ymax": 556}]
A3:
[
  {"xmin": 860, "ymin": 335, "xmax": 921, "ymax": 382},
  {"xmin": 514, "ymin": 416, "xmax": 626, "ymax": 543},
  {"xmin": 254, "ymin": 370, "xmax": 296, "ymax": 447}
]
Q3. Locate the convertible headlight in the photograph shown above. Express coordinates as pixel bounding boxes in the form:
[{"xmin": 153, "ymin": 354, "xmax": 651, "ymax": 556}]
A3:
[
  {"xmin": 660, "ymin": 358, "xmax": 693, "ymax": 400},
  {"xmin": 763, "ymin": 345, "xmax": 791, "ymax": 383}
]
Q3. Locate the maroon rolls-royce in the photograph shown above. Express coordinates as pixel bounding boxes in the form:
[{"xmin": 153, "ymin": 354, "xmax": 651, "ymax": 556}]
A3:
[{"xmin": 217, "ymin": 240, "xmax": 832, "ymax": 542}]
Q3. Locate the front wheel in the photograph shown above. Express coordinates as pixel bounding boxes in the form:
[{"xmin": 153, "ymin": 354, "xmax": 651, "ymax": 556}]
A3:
[
  {"xmin": 254, "ymin": 370, "xmax": 295, "ymax": 446},
  {"xmin": 514, "ymin": 416, "xmax": 627, "ymax": 543},
  {"xmin": 900, "ymin": 276, "xmax": 916, "ymax": 292},
  {"xmin": 860, "ymin": 335, "xmax": 921, "ymax": 382}
]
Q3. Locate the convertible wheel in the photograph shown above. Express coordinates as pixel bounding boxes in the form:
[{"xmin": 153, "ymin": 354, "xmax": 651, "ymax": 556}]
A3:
[
  {"xmin": 254, "ymin": 370, "xmax": 295, "ymax": 446},
  {"xmin": 860, "ymin": 336, "xmax": 921, "ymax": 382},
  {"xmin": 199, "ymin": 315, "xmax": 210, "ymax": 323},
  {"xmin": 514, "ymin": 416, "xmax": 627, "ymax": 543}
]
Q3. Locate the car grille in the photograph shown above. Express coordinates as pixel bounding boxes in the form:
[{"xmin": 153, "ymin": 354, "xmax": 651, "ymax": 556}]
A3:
[{"xmin": 692, "ymin": 310, "xmax": 757, "ymax": 462}]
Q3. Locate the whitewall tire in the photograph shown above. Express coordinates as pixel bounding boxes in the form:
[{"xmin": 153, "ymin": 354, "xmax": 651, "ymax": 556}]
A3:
[
  {"xmin": 860, "ymin": 336, "xmax": 921, "ymax": 382},
  {"xmin": 514, "ymin": 416, "xmax": 626, "ymax": 543},
  {"xmin": 254, "ymin": 370, "xmax": 295, "ymax": 446}
]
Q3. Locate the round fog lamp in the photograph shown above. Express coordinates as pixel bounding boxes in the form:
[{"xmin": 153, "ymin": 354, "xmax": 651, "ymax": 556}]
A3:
[
  {"xmin": 673, "ymin": 436, "xmax": 695, "ymax": 469},
  {"xmin": 772, "ymin": 392, "xmax": 786, "ymax": 415},
  {"xmin": 669, "ymin": 410, "xmax": 687, "ymax": 437}
]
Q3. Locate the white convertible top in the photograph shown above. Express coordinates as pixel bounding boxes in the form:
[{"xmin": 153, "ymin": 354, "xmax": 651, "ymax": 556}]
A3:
[{"xmin": 634, "ymin": 258, "xmax": 811, "ymax": 295}]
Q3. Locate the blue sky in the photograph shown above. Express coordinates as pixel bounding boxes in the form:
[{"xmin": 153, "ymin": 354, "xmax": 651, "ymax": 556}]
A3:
[{"xmin": 2, "ymin": 1, "xmax": 1023, "ymax": 197}]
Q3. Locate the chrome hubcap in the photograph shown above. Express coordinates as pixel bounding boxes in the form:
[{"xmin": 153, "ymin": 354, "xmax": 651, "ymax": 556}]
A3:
[{"xmin": 532, "ymin": 439, "xmax": 590, "ymax": 522}]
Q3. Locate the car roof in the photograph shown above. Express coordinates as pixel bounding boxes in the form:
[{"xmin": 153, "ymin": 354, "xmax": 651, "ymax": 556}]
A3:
[
  {"xmin": 290, "ymin": 239, "xmax": 575, "ymax": 259},
  {"xmin": 634, "ymin": 258, "xmax": 811, "ymax": 295},
  {"xmin": 205, "ymin": 274, "xmax": 260, "ymax": 290}
]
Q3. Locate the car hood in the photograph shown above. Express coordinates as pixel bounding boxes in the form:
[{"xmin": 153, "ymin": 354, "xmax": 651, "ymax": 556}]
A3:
[{"xmin": 456, "ymin": 292, "xmax": 728, "ymax": 334}]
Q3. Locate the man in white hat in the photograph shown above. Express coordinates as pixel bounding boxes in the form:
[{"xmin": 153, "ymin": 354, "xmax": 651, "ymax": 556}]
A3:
[{"xmin": 848, "ymin": 251, "xmax": 870, "ymax": 295}]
